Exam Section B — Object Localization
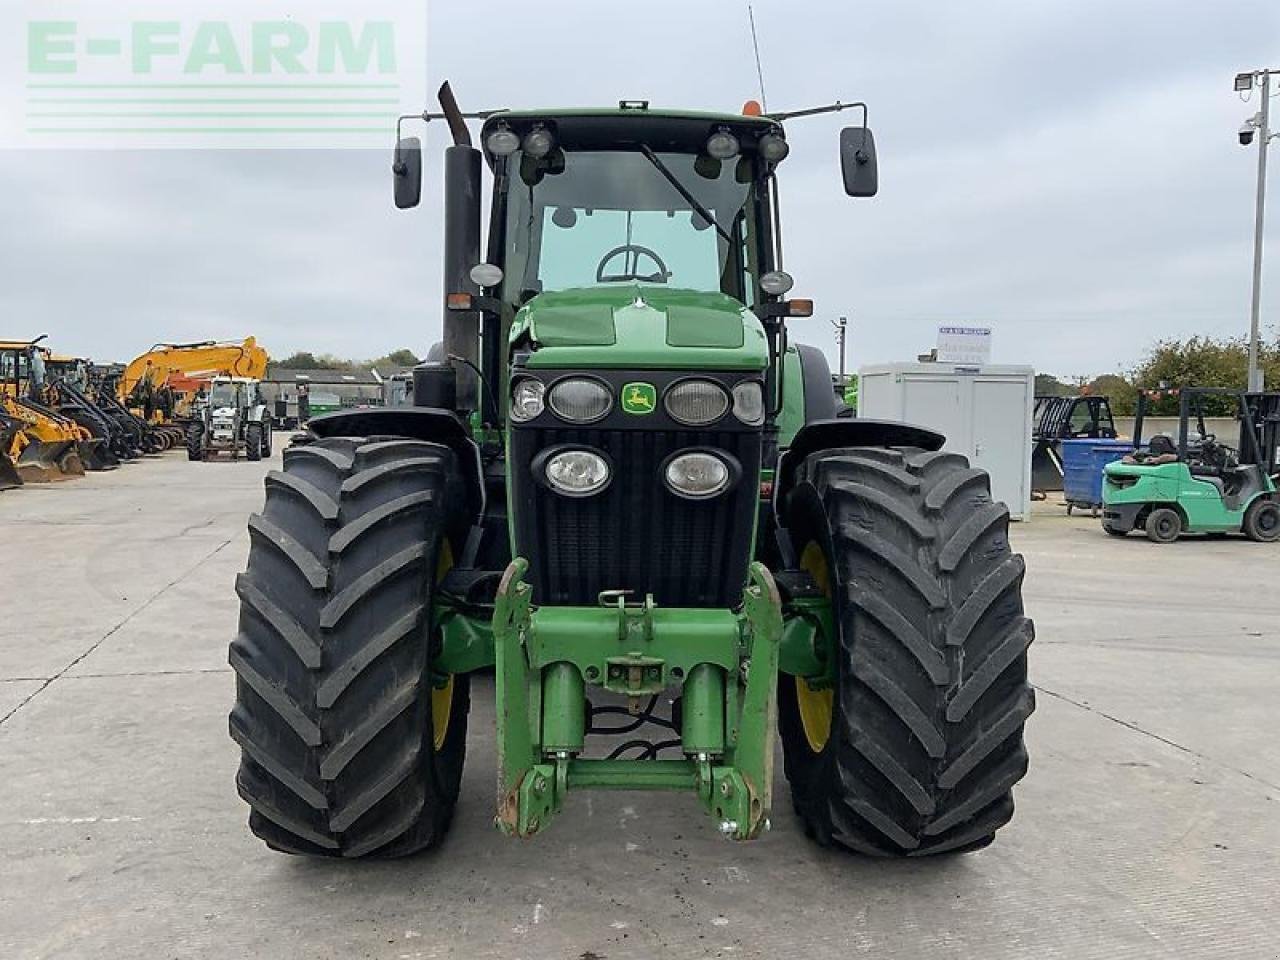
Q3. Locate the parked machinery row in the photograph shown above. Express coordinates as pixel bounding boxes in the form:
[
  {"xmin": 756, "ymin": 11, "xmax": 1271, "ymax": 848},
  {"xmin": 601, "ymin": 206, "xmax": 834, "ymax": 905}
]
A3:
[{"xmin": 0, "ymin": 335, "xmax": 273, "ymax": 490}]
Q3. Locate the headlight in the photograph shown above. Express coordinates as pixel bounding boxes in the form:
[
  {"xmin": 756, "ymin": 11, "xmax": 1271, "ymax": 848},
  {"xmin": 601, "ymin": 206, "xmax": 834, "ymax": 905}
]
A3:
[
  {"xmin": 664, "ymin": 380, "xmax": 729, "ymax": 426},
  {"xmin": 485, "ymin": 124, "xmax": 520, "ymax": 156},
  {"xmin": 523, "ymin": 125, "xmax": 556, "ymax": 159},
  {"xmin": 545, "ymin": 449, "xmax": 611, "ymax": 497},
  {"xmin": 510, "ymin": 378, "xmax": 545, "ymax": 422},
  {"xmin": 759, "ymin": 270, "xmax": 794, "ymax": 296},
  {"xmin": 548, "ymin": 377, "xmax": 612, "ymax": 423},
  {"xmin": 731, "ymin": 381, "xmax": 765, "ymax": 425},
  {"xmin": 706, "ymin": 128, "xmax": 740, "ymax": 160},
  {"xmin": 758, "ymin": 132, "xmax": 790, "ymax": 163},
  {"xmin": 665, "ymin": 451, "xmax": 731, "ymax": 499}
]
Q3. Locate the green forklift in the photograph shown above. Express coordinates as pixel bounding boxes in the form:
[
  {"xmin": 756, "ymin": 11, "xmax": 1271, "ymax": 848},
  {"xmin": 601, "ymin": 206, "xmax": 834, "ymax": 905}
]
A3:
[{"xmin": 1102, "ymin": 388, "xmax": 1280, "ymax": 543}]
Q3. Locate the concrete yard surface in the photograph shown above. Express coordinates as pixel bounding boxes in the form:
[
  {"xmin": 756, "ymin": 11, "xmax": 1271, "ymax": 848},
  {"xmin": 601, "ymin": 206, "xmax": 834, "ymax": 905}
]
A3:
[{"xmin": 2, "ymin": 445, "xmax": 1278, "ymax": 959}]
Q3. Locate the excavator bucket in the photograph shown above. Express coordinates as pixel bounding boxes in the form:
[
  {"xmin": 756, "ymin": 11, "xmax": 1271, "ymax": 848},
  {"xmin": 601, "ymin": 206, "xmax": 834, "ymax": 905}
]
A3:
[
  {"xmin": 75, "ymin": 436, "xmax": 112, "ymax": 471},
  {"xmin": 0, "ymin": 453, "xmax": 20, "ymax": 490},
  {"xmin": 16, "ymin": 437, "xmax": 81, "ymax": 483}
]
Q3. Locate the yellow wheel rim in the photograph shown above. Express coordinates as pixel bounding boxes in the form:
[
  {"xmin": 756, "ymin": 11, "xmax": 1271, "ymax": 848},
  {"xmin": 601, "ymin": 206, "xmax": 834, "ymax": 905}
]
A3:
[
  {"xmin": 431, "ymin": 540, "xmax": 455, "ymax": 751},
  {"xmin": 431, "ymin": 676, "xmax": 454, "ymax": 751},
  {"xmin": 795, "ymin": 541, "xmax": 834, "ymax": 753}
]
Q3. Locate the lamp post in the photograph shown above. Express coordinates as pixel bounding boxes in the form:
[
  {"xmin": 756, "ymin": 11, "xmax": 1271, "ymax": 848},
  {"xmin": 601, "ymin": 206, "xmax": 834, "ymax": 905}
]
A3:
[
  {"xmin": 830, "ymin": 315, "xmax": 848, "ymax": 381},
  {"xmin": 1237, "ymin": 68, "xmax": 1278, "ymax": 392}
]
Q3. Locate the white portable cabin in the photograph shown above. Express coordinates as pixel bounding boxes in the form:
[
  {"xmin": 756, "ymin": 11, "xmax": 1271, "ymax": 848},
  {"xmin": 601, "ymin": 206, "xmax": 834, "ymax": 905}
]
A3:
[{"xmin": 857, "ymin": 363, "xmax": 1034, "ymax": 520}]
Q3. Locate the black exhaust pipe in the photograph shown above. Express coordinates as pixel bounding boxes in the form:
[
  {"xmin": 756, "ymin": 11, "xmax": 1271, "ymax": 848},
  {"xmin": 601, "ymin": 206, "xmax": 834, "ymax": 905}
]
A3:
[{"xmin": 442, "ymin": 145, "xmax": 481, "ymax": 415}]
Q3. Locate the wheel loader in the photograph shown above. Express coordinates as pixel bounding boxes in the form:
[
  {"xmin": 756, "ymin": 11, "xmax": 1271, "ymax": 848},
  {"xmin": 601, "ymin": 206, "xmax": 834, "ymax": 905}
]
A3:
[
  {"xmin": 0, "ymin": 338, "xmax": 96, "ymax": 482},
  {"xmin": 229, "ymin": 86, "xmax": 1035, "ymax": 859}
]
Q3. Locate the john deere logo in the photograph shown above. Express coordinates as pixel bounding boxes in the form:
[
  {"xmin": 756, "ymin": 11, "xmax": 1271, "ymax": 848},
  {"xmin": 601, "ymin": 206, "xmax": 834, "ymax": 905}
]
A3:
[{"xmin": 621, "ymin": 382, "xmax": 656, "ymax": 415}]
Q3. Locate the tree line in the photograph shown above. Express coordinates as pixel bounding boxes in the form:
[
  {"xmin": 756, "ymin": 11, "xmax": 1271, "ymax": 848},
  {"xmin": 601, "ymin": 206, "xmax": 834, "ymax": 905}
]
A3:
[
  {"xmin": 1036, "ymin": 334, "xmax": 1280, "ymax": 416},
  {"xmin": 275, "ymin": 348, "xmax": 421, "ymax": 371}
]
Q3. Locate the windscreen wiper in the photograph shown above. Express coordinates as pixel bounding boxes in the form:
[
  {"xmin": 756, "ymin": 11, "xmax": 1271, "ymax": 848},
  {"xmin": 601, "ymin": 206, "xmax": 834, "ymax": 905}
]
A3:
[{"xmin": 639, "ymin": 145, "xmax": 734, "ymax": 245}]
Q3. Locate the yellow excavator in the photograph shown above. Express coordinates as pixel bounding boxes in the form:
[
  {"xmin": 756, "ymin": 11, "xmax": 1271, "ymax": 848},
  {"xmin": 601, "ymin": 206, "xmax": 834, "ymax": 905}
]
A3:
[
  {"xmin": 0, "ymin": 337, "xmax": 97, "ymax": 483},
  {"xmin": 118, "ymin": 338, "xmax": 269, "ymax": 438}
]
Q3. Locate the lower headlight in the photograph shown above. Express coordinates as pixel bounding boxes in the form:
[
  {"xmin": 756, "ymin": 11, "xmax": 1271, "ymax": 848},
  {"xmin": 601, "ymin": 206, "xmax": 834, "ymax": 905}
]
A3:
[
  {"xmin": 545, "ymin": 449, "xmax": 611, "ymax": 497},
  {"xmin": 664, "ymin": 451, "xmax": 731, "ymax": 499}
]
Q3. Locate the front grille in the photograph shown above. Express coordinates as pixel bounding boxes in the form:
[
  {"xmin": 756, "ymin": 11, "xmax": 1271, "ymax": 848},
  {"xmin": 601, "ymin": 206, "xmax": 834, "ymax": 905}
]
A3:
[{"xmin": 510, "ymin": 426, "xmax": 761, "ymax": 607}]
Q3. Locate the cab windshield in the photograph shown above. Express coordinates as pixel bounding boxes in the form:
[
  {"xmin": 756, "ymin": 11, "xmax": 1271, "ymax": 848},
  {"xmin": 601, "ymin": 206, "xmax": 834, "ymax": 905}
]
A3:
[
  {"xmin": 502, "ymin": 149, "xmax": 760, "ymax": 307},
  {"xmin": 210, "ymin": 383, "xmax": 240, "ymax": 407}
]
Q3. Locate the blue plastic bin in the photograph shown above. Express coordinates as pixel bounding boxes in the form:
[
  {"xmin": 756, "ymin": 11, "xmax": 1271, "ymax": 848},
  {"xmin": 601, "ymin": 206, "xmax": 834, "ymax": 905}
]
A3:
[{"xmin": 1061, "ymin": 438, "xmax": 1133, "ymax": 511}]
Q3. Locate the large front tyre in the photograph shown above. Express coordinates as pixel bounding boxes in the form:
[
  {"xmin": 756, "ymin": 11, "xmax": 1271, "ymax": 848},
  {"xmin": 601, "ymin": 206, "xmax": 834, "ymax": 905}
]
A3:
[
  {"xmin": 186, "ymin": 423, "xmax": 204, "ymax": 461},
  {"xmin": 778, "ymin": 446, "xmax": 1035, "ymax": 856},
  {"xmin": 229, "ymin": 436, "xmax": 471, "ymax": 857},
  {"xmin": 245, "ymin": 423, "xmax": 263, "ymax": 462}
]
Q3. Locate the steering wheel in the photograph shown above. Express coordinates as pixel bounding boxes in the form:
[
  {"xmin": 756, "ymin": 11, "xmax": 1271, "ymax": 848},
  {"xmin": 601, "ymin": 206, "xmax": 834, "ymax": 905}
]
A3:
[{"xmin": 595, "ymin": 244, "xmax": 671, "ymax": 284}]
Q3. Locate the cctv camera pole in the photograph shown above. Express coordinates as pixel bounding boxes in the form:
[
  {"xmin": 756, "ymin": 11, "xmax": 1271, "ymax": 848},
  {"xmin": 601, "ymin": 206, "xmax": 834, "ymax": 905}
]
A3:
[
  {"xmin": 831, "ymin": 315, "xmax": 848, "ymax": 380},
  {"xmin": 1247, "ymin": 70, "xmax": 1273, "ymax": 392}
]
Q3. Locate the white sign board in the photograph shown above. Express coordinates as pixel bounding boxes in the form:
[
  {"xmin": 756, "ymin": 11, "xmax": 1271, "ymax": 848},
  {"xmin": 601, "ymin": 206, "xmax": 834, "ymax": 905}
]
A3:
[{"xmin": 936, "ymin": 326, "xmax": 992, "ymax": 365}]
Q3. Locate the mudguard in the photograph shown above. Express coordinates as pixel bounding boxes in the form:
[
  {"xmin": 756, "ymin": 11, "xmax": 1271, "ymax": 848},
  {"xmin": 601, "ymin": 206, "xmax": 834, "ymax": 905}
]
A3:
[
  {"xmin": 773, "ymin": 418, "xmax": 946, "ymax": 524},
  {"xmin": 306, "ymin": 406, "xmax": 484, "ymax": 516}
]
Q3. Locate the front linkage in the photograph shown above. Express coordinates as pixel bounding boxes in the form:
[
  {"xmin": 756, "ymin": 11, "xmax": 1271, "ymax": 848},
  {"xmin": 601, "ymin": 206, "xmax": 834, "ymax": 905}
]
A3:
[{"xmin": 486, "ymin": 558, "xmax": 783, "ymax": 841}]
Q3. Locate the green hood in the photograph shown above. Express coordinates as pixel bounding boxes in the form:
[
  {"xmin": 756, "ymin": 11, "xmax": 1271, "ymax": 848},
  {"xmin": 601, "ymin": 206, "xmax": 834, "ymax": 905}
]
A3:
[{"xmin": 510, "ymin": 285, "xmax": 768, "ymax": 371}]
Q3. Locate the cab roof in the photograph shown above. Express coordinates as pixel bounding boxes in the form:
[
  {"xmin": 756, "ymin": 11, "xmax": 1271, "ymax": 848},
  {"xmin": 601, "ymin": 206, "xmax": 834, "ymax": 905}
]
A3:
[{"xmin": 487, "ymin": 106, "xmax": 779, "ymax": 126}]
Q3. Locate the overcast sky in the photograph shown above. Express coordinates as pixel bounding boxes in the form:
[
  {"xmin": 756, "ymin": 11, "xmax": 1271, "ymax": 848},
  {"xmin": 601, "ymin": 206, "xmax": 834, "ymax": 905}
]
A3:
[{"xmin": 1, "ymin": 0, "xmax": 1277, "ymax": 379}]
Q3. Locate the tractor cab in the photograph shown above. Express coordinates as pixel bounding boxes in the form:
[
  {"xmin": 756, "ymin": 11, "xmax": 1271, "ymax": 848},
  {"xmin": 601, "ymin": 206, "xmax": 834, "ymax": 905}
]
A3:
[
  {"xmin": 484, "ymin": 110, "xmax": 776, "ymax": 308},
  {"xmin": 0, "ymin": 338, "xmax": 48, "ymax": 404},
  {"xmin": 1102, "ymin": 388, "xmax": 1280, "ymax": 542}
]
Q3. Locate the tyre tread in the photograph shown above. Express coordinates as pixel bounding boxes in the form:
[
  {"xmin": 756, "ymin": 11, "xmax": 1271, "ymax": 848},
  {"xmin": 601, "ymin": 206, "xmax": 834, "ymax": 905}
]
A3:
[
  {"xmin": 229, "ymin": 436, "xmax": 469, "ymax": 858},
  {"xmin": 780, "ymin": 444, "xmax": 1035, "ymax": 856}
]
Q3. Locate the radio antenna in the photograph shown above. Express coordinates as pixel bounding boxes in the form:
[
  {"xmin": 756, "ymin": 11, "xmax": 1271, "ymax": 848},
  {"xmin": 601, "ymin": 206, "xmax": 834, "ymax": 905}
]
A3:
[{"xmin": 747, "ymin": 4, "xmax": 768, "ymax": 111}]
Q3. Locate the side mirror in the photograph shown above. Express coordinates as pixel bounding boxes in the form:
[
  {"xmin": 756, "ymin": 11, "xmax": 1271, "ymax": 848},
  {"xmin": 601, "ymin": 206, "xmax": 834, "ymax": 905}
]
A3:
[
  {"xmin": 393, "ymin": 136, "xmax": 423, "ymax": 209},
  {"xmin": 839, "ymin": 126, "xmax": 878, "ymax": 197}
]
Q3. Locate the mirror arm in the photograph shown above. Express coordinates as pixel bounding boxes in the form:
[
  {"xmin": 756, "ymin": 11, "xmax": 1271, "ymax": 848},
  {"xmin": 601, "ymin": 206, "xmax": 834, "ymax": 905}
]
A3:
[{"xmin": 766, "ymin": 101, "xmax": 867, "ymax": 126}]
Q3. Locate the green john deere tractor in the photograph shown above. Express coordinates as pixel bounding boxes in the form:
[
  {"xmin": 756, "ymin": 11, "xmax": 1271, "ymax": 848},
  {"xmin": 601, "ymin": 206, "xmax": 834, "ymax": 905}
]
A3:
[
  {"xmin": 228, "ymin": 84, "xmax": 1035, "ymax": 859},
  {"xmin": 1102, "ymin": 388, "xmax": 1280, "ymax": 543}
]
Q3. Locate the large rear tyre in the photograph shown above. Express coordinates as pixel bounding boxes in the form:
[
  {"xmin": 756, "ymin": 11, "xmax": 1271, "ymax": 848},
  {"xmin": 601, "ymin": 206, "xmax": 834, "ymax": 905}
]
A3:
[
  {"xmin": 229, "ymin": 437, "xmax": 471, "ymax": 857},
  {"xmin": 187, "ymin": 424, "xmax": 204, "ymax": 461},
  {"xmin": 778, "ymin": 447, "xmax": 1035, "ymax": 856},
  {"xmin": 1243, "ymin": 498, "xmax": 1280, "ymax": 542}
]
